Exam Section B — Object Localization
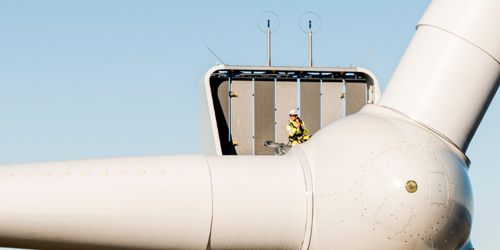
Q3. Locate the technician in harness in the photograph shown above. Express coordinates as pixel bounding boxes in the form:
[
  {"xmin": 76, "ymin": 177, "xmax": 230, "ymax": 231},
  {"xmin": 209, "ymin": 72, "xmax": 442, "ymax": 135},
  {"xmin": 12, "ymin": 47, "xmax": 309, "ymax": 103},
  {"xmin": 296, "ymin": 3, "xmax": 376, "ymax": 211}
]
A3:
[{"xmin": 287, "ymin": 110, "xmax": 310, "ymax": 146}]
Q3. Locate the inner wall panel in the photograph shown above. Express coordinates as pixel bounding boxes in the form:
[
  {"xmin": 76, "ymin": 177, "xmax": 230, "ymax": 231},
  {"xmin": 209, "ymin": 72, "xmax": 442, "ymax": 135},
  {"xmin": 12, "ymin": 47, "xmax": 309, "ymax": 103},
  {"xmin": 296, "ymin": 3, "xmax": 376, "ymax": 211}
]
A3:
[
  {"xmin": 210, "ymin": 78, "xmax": 232, "ymax": 155},
  {"xmin": 345, "ymin": 81, "xmax": 367, "ymax": 116},
  {"xmin": 218, "ymin": 80, "xmax": 230, "ymax": 126},
  {"xmin": 231, "ymin": 79, "xmax": 253, "ymax": 155},
  {"xmin": 300, "ymin": 79, "xmax": 321, "ymax": 135},
  {"xmin": 254, "ymin": 79, "xmax": 276, "ymax": 155},
  {"xmin": 322, "ymin": 80, "xmax": 343, "ymax": 127},
  {"xmin": 276, "ymin": 80, "xmax": 298, "ymax": 144}
]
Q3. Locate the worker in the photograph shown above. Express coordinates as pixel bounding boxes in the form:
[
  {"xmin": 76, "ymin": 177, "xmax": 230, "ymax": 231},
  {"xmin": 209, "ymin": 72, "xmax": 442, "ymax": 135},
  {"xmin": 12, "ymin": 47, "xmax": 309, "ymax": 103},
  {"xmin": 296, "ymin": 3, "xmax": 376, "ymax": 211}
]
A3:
[{"xmin": 287, "ymin": 110, "xmax": 310, "ymax": 146}]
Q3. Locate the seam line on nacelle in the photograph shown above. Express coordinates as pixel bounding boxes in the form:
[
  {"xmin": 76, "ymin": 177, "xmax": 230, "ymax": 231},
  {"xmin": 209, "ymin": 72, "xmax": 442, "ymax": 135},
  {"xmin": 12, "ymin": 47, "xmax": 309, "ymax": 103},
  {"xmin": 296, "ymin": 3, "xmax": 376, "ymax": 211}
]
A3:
[
  {"xmin": 371, "ymin": 104, "xmax": 470, "ymax": 166},
  {"xmin": 290, "ymin": 149, "xmax": 314, "ymax": 250},
  {"xmin": 416, "ymin": 24, "xmax": 500, "ymax": 65},
  {"xmin": 203, "ymin": 156, "xmax": 214, "ymax": 250}
]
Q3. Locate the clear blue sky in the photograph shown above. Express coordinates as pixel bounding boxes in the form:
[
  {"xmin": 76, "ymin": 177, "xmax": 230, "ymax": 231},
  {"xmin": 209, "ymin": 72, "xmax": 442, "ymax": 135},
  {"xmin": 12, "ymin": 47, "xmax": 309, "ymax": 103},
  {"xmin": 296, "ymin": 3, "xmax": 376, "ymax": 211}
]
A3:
[{"xmin": 0, "ymin": 1, "xmax": 498, "ymax": 249}]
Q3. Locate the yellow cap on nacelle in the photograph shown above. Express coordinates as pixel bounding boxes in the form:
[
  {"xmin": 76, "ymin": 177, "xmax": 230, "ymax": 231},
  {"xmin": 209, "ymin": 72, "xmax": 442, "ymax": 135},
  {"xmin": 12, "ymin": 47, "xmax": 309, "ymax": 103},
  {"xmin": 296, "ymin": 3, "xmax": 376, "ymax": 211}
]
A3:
[{"xmin": 405, "ymin": 180, "xmax": 418, "ymax": 193}]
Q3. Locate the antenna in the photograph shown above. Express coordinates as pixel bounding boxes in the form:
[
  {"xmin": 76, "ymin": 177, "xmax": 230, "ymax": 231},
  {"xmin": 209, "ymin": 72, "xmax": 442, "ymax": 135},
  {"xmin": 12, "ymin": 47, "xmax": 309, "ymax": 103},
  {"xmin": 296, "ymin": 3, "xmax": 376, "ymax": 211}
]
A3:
[
  {"xmin": 355, "ymin": 50, "xmax": 373, "ymax": 67},
  {"xmin": 299, "ymin": 12, "xmax": 321, "ymax": 68},
  {"xmin": 267, "ymin": 19, "xmax": 271, "ymax": 66},
  {"xmin": 258, "ymin": 11, "xmax": 279, "ymax": 67},
  {"xmin": 207, "ymin": 47, "xmax": 227, "ymax": 66},
  {"xmin": 308, "ymin": 20, "xmax": 312, "ymax": 67}
]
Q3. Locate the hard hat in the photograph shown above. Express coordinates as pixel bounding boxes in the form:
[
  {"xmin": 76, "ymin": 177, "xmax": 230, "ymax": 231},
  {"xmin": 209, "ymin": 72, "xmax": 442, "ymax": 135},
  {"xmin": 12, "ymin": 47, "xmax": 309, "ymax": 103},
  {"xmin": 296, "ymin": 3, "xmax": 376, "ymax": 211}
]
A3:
[{"xmin": 289, "ymin": 110, "xmax": 298, "ymax": 115}]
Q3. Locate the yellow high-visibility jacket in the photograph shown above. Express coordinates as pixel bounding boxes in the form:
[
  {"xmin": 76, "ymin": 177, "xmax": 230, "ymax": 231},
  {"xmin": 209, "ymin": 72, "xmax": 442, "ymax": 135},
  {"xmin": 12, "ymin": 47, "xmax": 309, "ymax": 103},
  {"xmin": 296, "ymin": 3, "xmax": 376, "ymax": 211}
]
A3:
[{"xmin": 287, "ymin": 119, "xmax": 308, "ymax": 142}]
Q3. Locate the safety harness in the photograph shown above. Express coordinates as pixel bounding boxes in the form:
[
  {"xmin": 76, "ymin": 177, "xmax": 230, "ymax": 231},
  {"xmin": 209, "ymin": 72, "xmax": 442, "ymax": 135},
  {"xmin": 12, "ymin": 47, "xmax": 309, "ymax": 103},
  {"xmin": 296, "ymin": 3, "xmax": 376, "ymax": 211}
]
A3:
[{"xmin": 288, "ymin": 121, "xmax": 304, "ymax": 142}]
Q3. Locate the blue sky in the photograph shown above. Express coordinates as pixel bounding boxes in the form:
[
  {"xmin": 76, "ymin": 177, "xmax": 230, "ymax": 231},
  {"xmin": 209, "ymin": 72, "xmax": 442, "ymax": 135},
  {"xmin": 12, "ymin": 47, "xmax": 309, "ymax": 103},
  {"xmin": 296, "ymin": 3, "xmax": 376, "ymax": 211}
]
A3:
[{"xmin": 0, "ymin": 1, "xmax": 498, "ymax": 249}]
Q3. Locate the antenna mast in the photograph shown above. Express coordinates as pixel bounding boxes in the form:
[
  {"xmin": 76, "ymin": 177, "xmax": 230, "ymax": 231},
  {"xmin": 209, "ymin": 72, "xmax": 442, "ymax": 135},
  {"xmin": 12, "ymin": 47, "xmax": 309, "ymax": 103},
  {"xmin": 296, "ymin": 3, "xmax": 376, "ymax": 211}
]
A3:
[
  {"xmin": 258, "ymin": 11, "xmax": 279, "ymax": 66},
  {"xmin": 300, "ymin": 12, "xmax": 321, "ymax": 68},
  {"xmin": 308, "ymin": 20, "xmax": 313, "ymax": 67},
  {"xmin": 267, "ymin": 20, "xmax": 271, "ymax": 66}
]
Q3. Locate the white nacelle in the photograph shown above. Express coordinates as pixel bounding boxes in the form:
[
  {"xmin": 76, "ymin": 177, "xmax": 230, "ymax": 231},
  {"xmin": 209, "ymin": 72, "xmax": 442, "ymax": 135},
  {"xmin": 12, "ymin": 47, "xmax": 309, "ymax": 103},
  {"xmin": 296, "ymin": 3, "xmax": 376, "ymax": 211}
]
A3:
[{"xmin": 0, "ymin": 105, "xmax": 473, "ymax": 250}]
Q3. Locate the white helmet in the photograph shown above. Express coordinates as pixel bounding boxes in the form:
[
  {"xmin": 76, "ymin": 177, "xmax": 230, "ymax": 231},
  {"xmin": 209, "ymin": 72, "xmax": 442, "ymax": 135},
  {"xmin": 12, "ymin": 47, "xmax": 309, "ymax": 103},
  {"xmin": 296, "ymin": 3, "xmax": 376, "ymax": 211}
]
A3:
[{"xmin": 289, "ymin": 110, "xmax": 298, "ymax": 115}]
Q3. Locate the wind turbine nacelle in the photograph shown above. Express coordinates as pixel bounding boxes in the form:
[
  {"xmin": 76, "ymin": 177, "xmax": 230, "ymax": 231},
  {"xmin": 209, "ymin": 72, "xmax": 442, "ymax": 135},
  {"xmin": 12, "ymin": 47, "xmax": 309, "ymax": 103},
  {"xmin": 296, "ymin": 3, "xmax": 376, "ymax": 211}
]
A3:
[
  {"xmin": 0, "ymin": 103, "xmax": 474, "ymax": 250},
  {"xmin": 296, "ymin": 104, "xmax": 473, "ymax": 250}
]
